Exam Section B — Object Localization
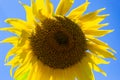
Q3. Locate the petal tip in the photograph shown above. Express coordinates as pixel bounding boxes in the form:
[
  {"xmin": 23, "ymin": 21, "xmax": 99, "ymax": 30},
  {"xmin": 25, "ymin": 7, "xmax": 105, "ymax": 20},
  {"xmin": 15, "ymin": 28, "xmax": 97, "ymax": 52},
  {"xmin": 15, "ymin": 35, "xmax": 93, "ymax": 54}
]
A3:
[{"xmin": 113, "ymin": 56, "xmax": 117, "ymax": 60}]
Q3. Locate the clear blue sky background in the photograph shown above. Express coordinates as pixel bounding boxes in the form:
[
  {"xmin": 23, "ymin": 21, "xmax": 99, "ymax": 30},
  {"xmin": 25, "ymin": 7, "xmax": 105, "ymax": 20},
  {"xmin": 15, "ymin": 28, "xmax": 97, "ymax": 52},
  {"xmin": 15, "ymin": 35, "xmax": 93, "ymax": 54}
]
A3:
[{"xmin": 0, "ymin": 0, "xmax": 120, "ymax": 80}]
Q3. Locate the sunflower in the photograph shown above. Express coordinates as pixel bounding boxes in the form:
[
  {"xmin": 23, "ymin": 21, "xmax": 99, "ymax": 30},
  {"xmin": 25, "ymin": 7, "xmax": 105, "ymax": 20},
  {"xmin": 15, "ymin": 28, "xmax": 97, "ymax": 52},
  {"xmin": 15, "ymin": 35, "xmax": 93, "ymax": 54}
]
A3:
[{"xmin": 0, "ymin": 0, "xmax": 116, "ymax": 80}]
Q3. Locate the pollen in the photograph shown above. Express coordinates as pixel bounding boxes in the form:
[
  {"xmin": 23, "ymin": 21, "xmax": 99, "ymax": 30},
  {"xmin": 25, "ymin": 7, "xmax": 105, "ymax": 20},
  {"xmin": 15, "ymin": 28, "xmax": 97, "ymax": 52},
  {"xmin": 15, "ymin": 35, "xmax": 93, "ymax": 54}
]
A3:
[{"xmin": 30, "ymin": 16, "xmax": 86, "ymax": 69}]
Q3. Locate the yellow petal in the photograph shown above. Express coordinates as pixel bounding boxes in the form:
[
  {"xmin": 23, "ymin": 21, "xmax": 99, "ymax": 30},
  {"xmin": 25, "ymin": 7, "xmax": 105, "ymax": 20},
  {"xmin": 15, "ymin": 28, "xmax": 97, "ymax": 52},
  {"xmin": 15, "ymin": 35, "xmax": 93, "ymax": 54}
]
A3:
[
  {"xmin": 79, "ymin": 8, "xmax": 106, "ymax": 21},
  {"xmin": 86, "ymin": 53, "xmax": 109, "ymax": 65},
  {"xmin": 5, "ymin": 18, "xmax": 31, "ymax": 30},
  {"xmin": 10, "ymin": 62, "xmax": 19, "ymax": 77},
  {"xmin": 84, "ymin": 30, "xmax": 113, "ymax": 37},
  {"xmin": 81, "ymin": 59, "xmax": 95, "ymax": 80},
  {"xmin": 1, "ymin": 36, "xmax": 18, "ymax": 45},
  {"xmin": 64, "ymin": 69, "xmax": 75, "ymax": 80},
  {"xmin": 78, "ymin": 8, "xmax": 109, "ymax": 27},
  {"xmin": 35, "ymin": 61, "xmax": 45, "ymax": 80},
  {"xmin": 82, "ymin": 23, "xmax": 109, "ymax": 30},
  {"xmin": 89, "ymin": 23, "xmax": 109, "ymax": 29},
  {"xmin": 0, "ymin": 27, "xmax": 21, "ymax": 35},
  {"xmin": 87, "ymin": 36, "xmax": 116, "ymax": 53},
  {"xmin": 18, "ymin": 30, "xmax": 30, "ymax": 46},
  {"xmin": 19, "ymin": 1, "xmax": 34, "ymax": 24},
  {"xmin": 5, "ymin": 56, "xmax": 22, "ymax": 76},
  {"xmin": 87, "ymin": 41, "xmax": 116, "ymax": 59},
  {"xmin": 5, "ymin": 47, "xmax": 19, "ymax": 62},
  {"xmin": 5, "ymin": 56, "xmax": 20, "ymax": 66},
  {"xmin": 83, "ymin": 14, "xmax": 109, "ymax": 25},
  {"xmin": 31, "ymin": 0, "xmax": 38, "ymax": 18},
  {"xmin": 76, "ymin": 61, "xmax": 95, "ymax": 80},
  {"xmin": 14, "ymin": 62, "xmax": 31, "ymax": 79},
  {"xmin": 10, "ymin": 67, "xmax": 13, "ymax": 77},
  {"xmin": 72, "ymin": 64, "xmax": 85, "ymax": 80},
  {"xmin": 52, "ymin": 69, "xmax": 65, "ymax": 80},
  {"xmin": 15, "ymin": 71, "xmax": 29, "ymax": 80},
  {"xmin": 14, "ymin": 52, "xmax": 32, "ymax": 78},
  {"xmin": 35, "ymin": 62, "xmax": 41, "ymax": 80},
  {"xmin": 68, "ymin": 0, "xmax": 90, "ymax": 19},
  {"xmin": 39, "ymin": 65, "xmax": 52, "ymax": 80},
  {"xmin": 22, "ymin": 51, "xmax": 33, "ymax": 64},
  {"xmin": 36, "ymin": 0, "xmax": 45, "ymax": 10},
  {"xmin": 93, "ymin": 64, "xmax": 107, "ymax": 76},
  {"xmin": 27, "ymin": 65, "xmax": 36, "ymax": 80},
  {"xmin": 55, "ymin": 0, "xmax": 74, "ymax": 15},
  {"xmin": 85, "ymin": 54, "xmax": 107, "ymax": 76},
  {"xmin": 35, "ymin": 0, "xmax": 48, "ymax": 20},
  {"xmin": 46, "ymin": 0, "xmax": 54, "ymax": 16},
  {"xmin": 37, "ymin": 9, "xmax": 47, "ymax": 22}
]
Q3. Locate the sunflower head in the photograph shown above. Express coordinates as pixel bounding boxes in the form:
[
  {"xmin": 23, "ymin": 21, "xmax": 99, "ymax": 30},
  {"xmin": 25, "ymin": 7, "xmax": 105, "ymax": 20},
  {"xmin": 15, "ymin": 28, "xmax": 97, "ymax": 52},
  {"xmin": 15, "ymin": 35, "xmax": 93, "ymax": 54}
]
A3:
[
  {"xmin": 30, "ymin": 16, "xmax": 86, "ymax": 69},
  {"xmin": 0, "ymin": 0, "xmax": 116, "ymax": 80}
]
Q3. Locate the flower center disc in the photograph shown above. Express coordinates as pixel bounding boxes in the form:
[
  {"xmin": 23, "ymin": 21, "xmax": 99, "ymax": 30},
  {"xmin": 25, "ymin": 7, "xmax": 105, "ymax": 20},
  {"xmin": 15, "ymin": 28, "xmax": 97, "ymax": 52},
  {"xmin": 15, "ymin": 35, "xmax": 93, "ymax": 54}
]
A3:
[{"xmin": 30, "ymin": 16, "xmax": 86, "ymax": 69}]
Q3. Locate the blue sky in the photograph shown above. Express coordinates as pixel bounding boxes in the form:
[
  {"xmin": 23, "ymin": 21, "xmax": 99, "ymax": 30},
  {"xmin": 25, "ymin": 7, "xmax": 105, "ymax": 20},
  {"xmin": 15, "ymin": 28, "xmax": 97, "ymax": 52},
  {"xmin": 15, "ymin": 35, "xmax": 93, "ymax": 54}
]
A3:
[{"xmin": 0, "ymin": 0, "xmax": 120, "ymax": 80}]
